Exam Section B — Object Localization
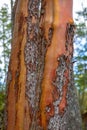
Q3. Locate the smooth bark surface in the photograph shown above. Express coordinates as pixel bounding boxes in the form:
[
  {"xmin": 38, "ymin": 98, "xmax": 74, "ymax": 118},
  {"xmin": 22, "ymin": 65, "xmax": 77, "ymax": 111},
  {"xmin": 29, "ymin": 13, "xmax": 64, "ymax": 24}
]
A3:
[{"xmin": 6, "ymin": 0, "xmax": 82, "ymax": 130}]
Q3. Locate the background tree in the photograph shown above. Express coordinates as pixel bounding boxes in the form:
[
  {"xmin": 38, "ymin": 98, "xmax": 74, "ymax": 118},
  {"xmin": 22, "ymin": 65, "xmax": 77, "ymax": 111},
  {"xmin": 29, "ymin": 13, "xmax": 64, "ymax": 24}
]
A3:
[
  {"xmin": 74, "ymin": 6, "xmax": 87, "ymax": 129},
  {"xmin": 0, "ymin": 4, "xmax": 11, "ymax": 130},
  {"xmin": 0, "ymin": 4, "xmax": 11, "ymax": 88}
]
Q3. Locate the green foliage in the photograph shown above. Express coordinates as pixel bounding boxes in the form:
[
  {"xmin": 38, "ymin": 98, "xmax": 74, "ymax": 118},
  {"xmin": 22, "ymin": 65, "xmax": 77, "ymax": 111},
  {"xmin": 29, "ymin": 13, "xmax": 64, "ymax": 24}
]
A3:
[
  {"xmin": 74, "ymin": 6, "xmax": 87, "ymax": 130},
  {"xmin": 0, "ymin": 91, "xmax": 5, "ymax": 111},
  {"xmin": 0, "ymin": 4, "xmax": 11, "ymax": 130},
  {"xmin": 0, "ymin": 4, "xmax": 11, "ymax": 88},
  {"xmin": 75, "ymin": 7, "xmax": 87, "ymax": 39},
  {"xmin": 0, "ymin": 91, "xmax": 6, "ymax": 130},
  {"xmin": 74, "ymin": 6, "xmax": 87, "ymax": 112}
]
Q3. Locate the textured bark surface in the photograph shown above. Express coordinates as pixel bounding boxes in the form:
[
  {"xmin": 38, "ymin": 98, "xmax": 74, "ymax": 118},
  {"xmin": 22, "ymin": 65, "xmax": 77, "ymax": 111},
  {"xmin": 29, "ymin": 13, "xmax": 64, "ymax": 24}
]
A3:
[
  {"xmin": 6, "ymin": 0, "xmax": 82, "ymax": 130},
  {"xmin": 6, "ymin": 0, "xmax": 28, "ymax": 130}
]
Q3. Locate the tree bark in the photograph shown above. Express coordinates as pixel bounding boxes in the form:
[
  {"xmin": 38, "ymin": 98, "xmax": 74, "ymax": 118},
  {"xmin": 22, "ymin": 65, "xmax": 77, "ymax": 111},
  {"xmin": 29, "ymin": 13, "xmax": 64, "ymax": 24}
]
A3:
[{"xmin": 6, "ymin": 0, "xmax": 82, "ymax": 130}]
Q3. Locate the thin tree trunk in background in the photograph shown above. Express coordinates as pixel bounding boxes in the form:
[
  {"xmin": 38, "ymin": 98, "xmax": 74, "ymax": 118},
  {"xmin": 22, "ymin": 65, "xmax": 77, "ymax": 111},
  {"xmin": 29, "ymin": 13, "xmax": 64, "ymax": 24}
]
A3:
[
  {"xmin": 10, "ymin": 0, "xmax": 13, "ymax": 36},
  {"xmin": 6, "ymin": 0, "xmax": 82, "ymax": 130},
  {"xmin": 10, "ymin": 0, "xmax": 13, "ymax": 23}
]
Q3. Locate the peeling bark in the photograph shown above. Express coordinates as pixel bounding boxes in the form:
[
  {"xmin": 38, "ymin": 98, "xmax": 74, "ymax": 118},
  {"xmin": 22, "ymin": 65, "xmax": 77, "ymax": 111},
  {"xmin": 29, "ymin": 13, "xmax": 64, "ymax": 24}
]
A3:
[
  {"xmin": 6, "ymin": 0, "xmax": 28, "ymax": 130},
  {"xmin": 6, "ymin": 0, "xmax": 82, "ymax": 130}
]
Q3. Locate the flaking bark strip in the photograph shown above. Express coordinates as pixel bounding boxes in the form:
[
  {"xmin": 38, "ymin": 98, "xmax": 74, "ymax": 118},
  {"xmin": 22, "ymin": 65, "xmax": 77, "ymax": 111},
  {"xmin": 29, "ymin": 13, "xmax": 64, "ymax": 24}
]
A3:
[
  {"xmin": 25, "ymin": 1, "xmax": 40, "ymax": 129},
  {"xmin": 25, "ymin": 0, "xmax": 48, "ymax": 129},
  {"xmin": 58, "ymin": 23, "xmax": 75, "ymax": 114},
  {"xmin": 40, "ymin": 0, "xmax": 73, "ymax": 129},
  {"xmin": 12, "ymin": 0, "xmax": 18, "ymax": 32},
  {"xmin": 47, "ymin": 22, "xmax": 80, "ymax": 130},
  {"xmin": 6, "ymin": 0, "xmax": 28, "ymax": 130},
  {"xmin": 40, "ymin": 0, "xmax": 65, "ymax": 129},
  {"xmin": 40, "ymin": 1, "xmax": 78, "ymax": 129},
  {"xmin": 65, "ymin": 22, "xmax": 75, "ymax": 56}
]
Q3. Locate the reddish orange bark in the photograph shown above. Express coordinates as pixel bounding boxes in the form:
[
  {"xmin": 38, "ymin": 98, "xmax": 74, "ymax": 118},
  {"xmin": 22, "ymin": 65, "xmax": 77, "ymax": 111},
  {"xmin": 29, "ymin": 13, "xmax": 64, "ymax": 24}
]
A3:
[
  {"xmin": 6, "ymin": 0, "xmax": 82, "ymax": 130},
  {"xmin": 40, "ymin": 0, "xmax": 73, "ymax": 129},
  {"xmin": 7, "ymin": 0, "xmax": 28, "ymax": 130}
]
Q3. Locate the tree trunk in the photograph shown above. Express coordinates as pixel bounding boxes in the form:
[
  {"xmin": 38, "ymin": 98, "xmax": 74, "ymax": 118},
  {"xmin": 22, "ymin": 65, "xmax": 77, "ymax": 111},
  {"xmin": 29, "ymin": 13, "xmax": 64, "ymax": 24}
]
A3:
[{"xmin": 6, "ymin": 0, "xmax": 82, "ymax": 130}]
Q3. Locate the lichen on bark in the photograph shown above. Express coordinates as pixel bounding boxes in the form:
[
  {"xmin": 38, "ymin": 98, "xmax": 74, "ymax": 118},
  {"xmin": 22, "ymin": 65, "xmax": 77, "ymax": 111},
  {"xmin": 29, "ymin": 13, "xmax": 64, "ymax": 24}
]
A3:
[
  {"xmin": 24, "ymin": 0, "xmax": 47, "ymax": 129},
  {"xmin": 47, "ymin": 23, "xmax": 82, "ymax": 130}
]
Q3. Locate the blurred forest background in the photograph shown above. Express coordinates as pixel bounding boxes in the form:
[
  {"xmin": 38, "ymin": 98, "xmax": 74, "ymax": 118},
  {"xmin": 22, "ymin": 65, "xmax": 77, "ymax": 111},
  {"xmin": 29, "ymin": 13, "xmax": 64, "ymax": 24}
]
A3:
[{"xmin": 0, "ymin": 0, "xmax": 87, "ymax": 130}]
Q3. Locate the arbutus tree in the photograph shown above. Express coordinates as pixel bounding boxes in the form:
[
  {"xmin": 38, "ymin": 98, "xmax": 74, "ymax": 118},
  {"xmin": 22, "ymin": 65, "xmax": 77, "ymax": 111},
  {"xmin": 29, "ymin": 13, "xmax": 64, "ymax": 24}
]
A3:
[{"xmin": 6, "ymin": 0, "xmax": 82, "ymax": 130}]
